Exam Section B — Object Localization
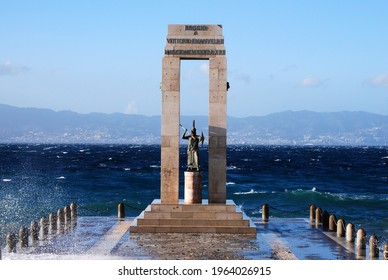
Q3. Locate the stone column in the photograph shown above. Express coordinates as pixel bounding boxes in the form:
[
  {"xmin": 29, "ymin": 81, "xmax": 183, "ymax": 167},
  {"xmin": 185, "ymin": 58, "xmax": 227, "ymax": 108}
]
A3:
[
  {"xmin": 161, "ymin": 56, "xmax": 180, "ymax": 204},
  {"xmin": 184, "ymin": 171, "xmax": 202, "ymax": 204},
  {"xmin": 208, "ymin": 56, "xmax": 227, "ymax": 204}
]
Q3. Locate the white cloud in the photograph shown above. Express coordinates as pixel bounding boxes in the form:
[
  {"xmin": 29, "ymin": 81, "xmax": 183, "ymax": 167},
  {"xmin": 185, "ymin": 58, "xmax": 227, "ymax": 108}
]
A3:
[
  {"xmin": 296, "ymin": 77, "xmax": 325, "ymax": 88},
  {"xmin": 229, "ymin": 69, "xmax": 251, "ymax": 84},
  {"xmin": 124, "ymin": 101, "xmax": 138, "ymax": 114},
  {"xmin": 199, "ymin": 62, "xmax": 209, "ymax": 75},
  {"xmin": 235, "ymin": 73, "xmax": 251, "ymax": 84},
  {"xmin": 281, "ymin": 64, "xmax": 297, "ymax": 72},
  {"xmin": 367, "ymin": 73, "xmax": 388, "ymax": 87},
  {"xmin": 0, "ymin": 61, "xmax": 30, "ymax": 76},
  {"xmin": 185, "ymin": 68, "xmax": 194, "ymax": 79}
]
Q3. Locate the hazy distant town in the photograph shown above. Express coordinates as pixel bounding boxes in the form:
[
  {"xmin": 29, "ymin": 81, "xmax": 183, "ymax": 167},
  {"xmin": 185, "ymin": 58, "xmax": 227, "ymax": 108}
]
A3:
[{"xmin": 1, "ymin": 104, "xmax": 387, "ymax": 146}]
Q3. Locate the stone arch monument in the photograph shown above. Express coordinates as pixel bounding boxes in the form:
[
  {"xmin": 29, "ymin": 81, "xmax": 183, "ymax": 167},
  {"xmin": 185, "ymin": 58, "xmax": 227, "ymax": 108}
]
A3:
[
  {"xmin": 130, "ymin": 25, "xmax": 256, "ymax": 235},
  {"xmin": 161, "ymin": 24, "xmax": 227, "ymax": 204}
]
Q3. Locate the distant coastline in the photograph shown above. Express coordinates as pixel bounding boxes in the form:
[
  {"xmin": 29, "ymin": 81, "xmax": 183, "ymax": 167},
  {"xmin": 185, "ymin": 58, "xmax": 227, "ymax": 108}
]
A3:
[{"xmin": 1, "ymin": 104, "xmax": 388, "ymax": 146}]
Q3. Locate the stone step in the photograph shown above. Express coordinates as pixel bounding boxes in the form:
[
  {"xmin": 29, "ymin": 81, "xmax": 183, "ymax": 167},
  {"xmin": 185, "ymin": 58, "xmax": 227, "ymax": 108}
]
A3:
[
  {"xmin": 130, "ymin": 225, "xmax": 257, "ymax": 235},
  {"xmin": 150, "ymin": 203, "xmax": 237, "ymax": 213},
  {"xmin": 129, "ymin": 199, "xmax": 257, "ymax": 235},
  {"xmin": 143, "ymin": 211, "xmax": 243, "ymax": 220},
  {"xmin": 136, "ymin": 218, "xmax": 250, "ymax": 227}
]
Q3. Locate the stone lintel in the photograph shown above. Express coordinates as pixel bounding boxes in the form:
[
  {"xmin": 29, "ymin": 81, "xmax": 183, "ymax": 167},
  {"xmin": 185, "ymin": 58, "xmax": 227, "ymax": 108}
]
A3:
[
  {"xmin": 165, "ymin": 25, "xmax": 225, "ymax": 59},
  {"xmin": 167, "ymin": 24, "xmax": 223, "ymax": 37}
]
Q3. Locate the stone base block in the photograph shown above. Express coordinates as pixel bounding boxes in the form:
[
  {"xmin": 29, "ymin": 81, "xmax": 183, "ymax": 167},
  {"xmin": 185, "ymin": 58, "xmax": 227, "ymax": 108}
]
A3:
[
  {"xmin": 130, "ymin": 199, "xmax": 257, "ymax": 236},
  {"xmin": 184, "ymin": 171, "xmax": 202, "ymax": 204}
]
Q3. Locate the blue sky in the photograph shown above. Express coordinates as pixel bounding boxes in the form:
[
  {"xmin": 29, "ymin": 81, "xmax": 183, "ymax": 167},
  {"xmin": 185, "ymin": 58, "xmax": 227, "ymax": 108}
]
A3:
[{"xmin": 1, "ymin": 0, "xmax": 388, "ymax": 117}]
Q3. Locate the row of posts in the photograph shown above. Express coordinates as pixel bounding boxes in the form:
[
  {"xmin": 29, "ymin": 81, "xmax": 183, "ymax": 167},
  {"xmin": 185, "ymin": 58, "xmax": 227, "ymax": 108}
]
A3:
[
  {"xmin": 261, "ymin": 202, "xmax": 388, "ymax": 260},
  {"xmin": 310, "ymin": 203, "xmax": 388, "ymax": 260},
  {"xmin": 1, "ymin": 202, "xmax": 77, "ymax": 259}
]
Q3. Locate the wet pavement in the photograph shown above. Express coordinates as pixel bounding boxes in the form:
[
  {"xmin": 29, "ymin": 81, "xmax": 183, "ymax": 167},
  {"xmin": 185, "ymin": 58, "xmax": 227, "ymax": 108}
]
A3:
[
  {"xmin": 1, "ymin": 216, "xmax": 383, "ymax": 260},
  {"xmin": 256, "ymin": 218, "xmax": 356, "ymax": 260}
]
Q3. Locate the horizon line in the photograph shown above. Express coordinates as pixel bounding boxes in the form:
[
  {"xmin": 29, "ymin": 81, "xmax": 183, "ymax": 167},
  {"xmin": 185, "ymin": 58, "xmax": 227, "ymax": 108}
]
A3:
[{"xmin": 1, "ymin": 103, "xmax": 388, "ymax": 118}]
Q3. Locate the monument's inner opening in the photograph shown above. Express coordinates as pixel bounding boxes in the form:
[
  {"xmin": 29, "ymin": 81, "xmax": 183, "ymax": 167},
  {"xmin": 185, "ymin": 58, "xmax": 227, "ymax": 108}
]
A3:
[
  {"xmin": 180, "ymin": 59, "xmax": 209, "ymax": 197},
  {"xmin": 180, "ymin": 59, "xmax": 209, "ymax": 116}
]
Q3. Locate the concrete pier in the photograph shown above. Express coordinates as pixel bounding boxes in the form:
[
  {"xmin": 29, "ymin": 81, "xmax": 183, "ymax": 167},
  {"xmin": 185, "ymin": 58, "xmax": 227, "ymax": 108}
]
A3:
[{"xmin": 2, "ymin": 216, "xmax": 385, "ymax": 260}]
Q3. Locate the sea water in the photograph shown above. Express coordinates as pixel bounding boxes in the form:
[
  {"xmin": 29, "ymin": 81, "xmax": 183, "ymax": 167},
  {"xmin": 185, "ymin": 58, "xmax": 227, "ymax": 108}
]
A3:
[{"xmin": 0, "ymin": 144, "xmax": 387, "ymax": 245}]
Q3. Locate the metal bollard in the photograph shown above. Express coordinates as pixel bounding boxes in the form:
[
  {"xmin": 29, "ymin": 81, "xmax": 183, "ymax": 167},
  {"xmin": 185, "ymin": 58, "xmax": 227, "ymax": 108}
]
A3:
[
  {"xmin": 30, "ymin": 221, "xmax": 39, "ymax": 244},
  {"xmin": 369, "ymin": 234, "xmax": 379, "ymax": 259},
  {"xmin": 309, "ymin": 204, "xmax": 316, "ymax": 221},
  {"xmin": 356, "ymin": 228, "xmax": 366, "ymax": 249},
  {"xmin": 57, "ymin": 208, "xmax": 65, "ymax": 234},
  {"xmin": 19, "ymin": 226, "xmax": 28, "ymax": 248},
  {"xmin": 6, "ymin": 233, "xmax": 17, "ymax": 253},
  {"xmin": 48, "ymin": 212, "xmax": 57, "ymax": 235},
  {"xmin": 329, "ymin": 214, "xmax": 337, "ymax": 232},
  {"xmin": 346, "ymin": 223, "xmax": 355, "ymax": 242},
  {"xmin": 384, "ymin": 243, "xmax": 388, "ymax": 260},
  {"xmin": 39, "ymin": 216, "xmax": 49, "ymax": 239},
  {"xmin": 336, "ymin": 219, "xmax": 345, "ymax": 237},
  {"xmin": 262, "ymin": 203, "xmax": 269, "ymax": 222},
  {"xmin": 70, "ymin": 202, "xmax": 77, "ymax": 220},
  {"xmin": 118, "ymin": 202, "xmax": 125, "ymax": 219},
  {"xmin": 64, "ymin": 205, "xmax": 71, "ymax": 225},
  {"xmin": 315, "ymin": 207, "xmax": 322, "ymax": 227},
  {"xmin": 322, "ymin": 210, "xmax": 329, "ymax": 229},
  {"xmin": 70, "ymin": 202, "xmax": 77, "ymax": 227}
]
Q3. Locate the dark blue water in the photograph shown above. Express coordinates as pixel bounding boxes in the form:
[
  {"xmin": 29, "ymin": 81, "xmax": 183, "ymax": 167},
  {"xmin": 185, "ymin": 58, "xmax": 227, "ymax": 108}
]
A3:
[{"xmin": 1, "ymin": 144, "xmax": 387, "ymax": 245}]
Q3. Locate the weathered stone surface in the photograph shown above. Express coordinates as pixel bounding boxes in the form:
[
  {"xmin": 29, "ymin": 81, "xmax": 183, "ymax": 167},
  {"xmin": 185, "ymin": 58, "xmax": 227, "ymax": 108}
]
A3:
[
  {"xmin": 161, "ymin": 25, "xmax": 227, "ymax": 204},
  {"xmin": 184, "ymin": 172, "xmax": 202, "ymax": 204}
]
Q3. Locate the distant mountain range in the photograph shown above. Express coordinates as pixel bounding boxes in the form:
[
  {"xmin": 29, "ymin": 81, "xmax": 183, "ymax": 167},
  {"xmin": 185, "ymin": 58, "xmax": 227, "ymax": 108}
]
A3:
[{"xmin": 1, "ymin": 104, "xmax": 387, "ymax": 145}]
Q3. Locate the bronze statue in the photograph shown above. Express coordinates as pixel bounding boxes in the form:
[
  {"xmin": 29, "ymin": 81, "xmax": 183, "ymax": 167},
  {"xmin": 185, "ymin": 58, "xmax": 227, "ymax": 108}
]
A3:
[{"xmin": 181, "ymin": 120, "xmax": 204, "ymax": 171}]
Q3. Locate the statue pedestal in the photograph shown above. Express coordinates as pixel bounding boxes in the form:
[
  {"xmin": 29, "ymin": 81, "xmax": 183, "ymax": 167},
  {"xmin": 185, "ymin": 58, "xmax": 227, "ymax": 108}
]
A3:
[{"xmin": 184, "ymin": 171, "xmax": 202, "ymax": 204}]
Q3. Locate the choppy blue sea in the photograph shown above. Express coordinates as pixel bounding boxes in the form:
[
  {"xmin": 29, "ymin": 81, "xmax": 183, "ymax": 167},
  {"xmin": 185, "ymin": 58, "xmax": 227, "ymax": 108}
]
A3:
[{"xmin": 1, "ymin": 144, "xmax": 387, "ymax": 244}]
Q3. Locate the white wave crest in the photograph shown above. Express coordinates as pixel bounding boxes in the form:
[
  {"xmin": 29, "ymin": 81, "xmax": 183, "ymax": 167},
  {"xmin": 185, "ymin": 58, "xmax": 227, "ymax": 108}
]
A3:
[
  {"xmin": 234, "ymin": 189, "xmax": 258, "ymax": 195},
  {"xmin": 285, "ymin": 187, "xmax": 317, "ymax": 193},
  {"xmin": 227, "ymin": 165, "xmax": 237, "ymax": 170}
]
